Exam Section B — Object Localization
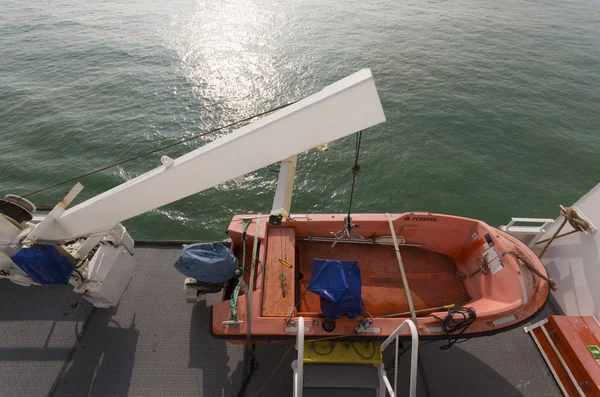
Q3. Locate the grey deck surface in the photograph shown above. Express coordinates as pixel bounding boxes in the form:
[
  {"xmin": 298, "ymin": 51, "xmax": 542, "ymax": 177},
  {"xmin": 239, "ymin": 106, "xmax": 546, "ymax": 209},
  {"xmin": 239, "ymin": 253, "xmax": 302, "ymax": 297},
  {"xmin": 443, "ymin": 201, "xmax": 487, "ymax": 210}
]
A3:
[{"xmin": 0, "ymin": 244, "xmax": 562, "ymax": 397}]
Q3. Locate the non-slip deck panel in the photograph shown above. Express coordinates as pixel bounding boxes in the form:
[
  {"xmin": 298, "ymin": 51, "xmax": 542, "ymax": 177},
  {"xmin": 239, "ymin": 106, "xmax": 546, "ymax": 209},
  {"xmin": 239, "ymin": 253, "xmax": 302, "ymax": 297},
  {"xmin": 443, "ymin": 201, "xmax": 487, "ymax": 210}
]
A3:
[{"xmin": 0, "ymin": 243, "xmax": 562, "ymax": 396}]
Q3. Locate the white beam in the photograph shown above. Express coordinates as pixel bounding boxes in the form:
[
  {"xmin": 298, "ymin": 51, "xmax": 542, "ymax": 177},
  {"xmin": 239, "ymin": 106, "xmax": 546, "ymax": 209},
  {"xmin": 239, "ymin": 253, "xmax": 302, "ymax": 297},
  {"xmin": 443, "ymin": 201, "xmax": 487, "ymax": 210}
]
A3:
[
  {"xmin": 34, "ymin": 69, "xmax": 386, "ymax": 241},
  {"xmin": 270, "ymin": 155, "xmax": 297, "ymax": 224}
]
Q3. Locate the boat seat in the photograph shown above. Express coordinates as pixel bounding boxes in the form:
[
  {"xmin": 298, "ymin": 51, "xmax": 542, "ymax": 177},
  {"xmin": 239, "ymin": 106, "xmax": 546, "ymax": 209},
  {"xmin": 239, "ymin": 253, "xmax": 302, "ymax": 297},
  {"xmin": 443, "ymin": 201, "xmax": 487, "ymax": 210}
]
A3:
[{"xmin": 262, "ymin": 228, "xmax": 296, "ymax": 317}]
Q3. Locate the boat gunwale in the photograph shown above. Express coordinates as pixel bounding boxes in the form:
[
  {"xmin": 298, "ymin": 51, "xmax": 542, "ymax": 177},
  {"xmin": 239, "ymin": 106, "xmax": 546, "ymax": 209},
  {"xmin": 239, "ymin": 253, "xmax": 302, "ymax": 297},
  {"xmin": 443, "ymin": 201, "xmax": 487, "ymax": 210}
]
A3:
[{"xmin": 211, "ymin": 212, "xmax": 551, "ymax": 341}]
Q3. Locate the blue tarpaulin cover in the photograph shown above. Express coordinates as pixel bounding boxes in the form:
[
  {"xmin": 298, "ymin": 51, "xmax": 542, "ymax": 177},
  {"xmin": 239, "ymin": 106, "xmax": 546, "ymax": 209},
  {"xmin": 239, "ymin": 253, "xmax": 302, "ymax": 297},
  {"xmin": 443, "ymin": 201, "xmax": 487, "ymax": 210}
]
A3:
[
  {"xmin": 174, "ymin": 242, "xmax": 238, "ymax": 283},
  {"xmin": 307, "ymin": 258, "xmax": 365, "ymax": 320},
  {"xmin": 11, "ymin": 244, "xmax": 74, "ymax": 285}
]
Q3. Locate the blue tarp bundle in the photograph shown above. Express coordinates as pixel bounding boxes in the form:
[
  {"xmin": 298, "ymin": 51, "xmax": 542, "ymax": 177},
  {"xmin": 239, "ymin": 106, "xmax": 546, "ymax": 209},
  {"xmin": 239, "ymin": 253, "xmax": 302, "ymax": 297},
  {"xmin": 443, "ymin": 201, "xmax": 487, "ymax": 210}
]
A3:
[
  {"xmin": 11, "ymin": 244, "xmax": 74, "ymax": 285},
  {"xmin": 307, "ymin": 258, "xmax": 365, "ymax": 320},
  {"xmin": 173, "ymin": 242, "xmax": 238, "ymax": 283}
]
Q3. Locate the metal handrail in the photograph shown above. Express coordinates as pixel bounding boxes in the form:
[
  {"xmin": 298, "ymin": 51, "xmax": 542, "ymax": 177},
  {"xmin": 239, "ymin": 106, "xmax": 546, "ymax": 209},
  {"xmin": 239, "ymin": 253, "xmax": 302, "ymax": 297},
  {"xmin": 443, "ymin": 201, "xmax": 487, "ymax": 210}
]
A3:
[
  {"xmin": 503, "ymin": 217, "xmax": 555, "ymax": 231},
  {"xmin": 380, "ymin": 320, "xmax": 419, "ymax": 397},
  {"xmin": 293, "ymin": 317, "xmax": 305, "ymax": 397}
]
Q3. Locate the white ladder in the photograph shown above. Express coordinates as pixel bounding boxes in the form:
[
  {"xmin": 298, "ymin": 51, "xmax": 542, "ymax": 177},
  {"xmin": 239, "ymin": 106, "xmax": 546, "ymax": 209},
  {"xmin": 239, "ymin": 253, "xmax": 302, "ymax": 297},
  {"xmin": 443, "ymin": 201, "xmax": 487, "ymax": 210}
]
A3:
[{"xmin": 292, "ymin": 318, "xmax": 419, "ymax": 397}]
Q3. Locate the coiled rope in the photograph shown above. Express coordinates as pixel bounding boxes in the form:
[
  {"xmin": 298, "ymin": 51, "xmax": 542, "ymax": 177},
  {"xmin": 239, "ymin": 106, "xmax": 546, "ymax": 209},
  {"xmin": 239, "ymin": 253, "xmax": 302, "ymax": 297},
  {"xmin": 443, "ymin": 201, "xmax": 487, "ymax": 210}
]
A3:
[
  {"xmin": 537, "ymin": 205, "xmax": 591, "ymax": 259},
  {"xmin": 432, "ymin": 306, "xmax": 477, "ymax": 350}
]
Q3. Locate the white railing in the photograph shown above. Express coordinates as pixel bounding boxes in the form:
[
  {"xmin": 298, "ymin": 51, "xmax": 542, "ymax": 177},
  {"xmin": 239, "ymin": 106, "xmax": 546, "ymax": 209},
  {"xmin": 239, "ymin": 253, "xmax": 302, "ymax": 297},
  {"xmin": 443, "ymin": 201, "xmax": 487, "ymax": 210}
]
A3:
[
  {"xmin": 379, "ymin": 320, "xmax": 419, "ymax": 397},
  {"xmin": 293, "ymin": 317, "xmax": 305, "ymax": 397},
  {"xmin": 501, "ymin": 217, "xmax": 555, "ymax": 233}
]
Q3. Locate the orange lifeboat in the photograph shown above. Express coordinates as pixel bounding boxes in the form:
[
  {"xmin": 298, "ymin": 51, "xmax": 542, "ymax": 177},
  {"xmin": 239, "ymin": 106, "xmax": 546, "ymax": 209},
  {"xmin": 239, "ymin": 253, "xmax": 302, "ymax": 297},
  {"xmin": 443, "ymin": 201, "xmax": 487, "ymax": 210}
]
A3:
[{"xmin": 211, "ymin": 212, "xmax": 550, "ymax": 343}]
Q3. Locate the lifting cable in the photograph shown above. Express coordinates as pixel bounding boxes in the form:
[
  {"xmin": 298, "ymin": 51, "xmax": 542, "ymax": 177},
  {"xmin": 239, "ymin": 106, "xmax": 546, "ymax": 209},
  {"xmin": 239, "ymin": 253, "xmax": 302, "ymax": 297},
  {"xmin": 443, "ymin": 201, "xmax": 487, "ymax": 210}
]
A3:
[
  {"xmin": 0, "ymin": 99, "xmax": 299, "ymax": 208},
  {"xmin": 344, "ymin": 130, "xmax": 362, "ymax": 234}
]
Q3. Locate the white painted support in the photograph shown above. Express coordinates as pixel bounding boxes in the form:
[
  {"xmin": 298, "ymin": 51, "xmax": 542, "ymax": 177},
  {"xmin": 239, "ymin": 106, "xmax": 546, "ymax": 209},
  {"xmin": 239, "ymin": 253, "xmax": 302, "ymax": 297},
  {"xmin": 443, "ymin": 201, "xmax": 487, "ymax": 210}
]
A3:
[
  {"xmin": 270, "ymin": 155, "xmax": 297, "ymax": 221},
  {"xmin": 26, "ymin": 183, "xmax": 83, "ymax": 243},
  {"xmin": 31, "ymin": 69, "xmax": 385, "ymax": 241},
  {"xmin": 382, "ymin": 373, "xmax": 394, "ymax": 397},
  {"xmin": 292, "ymin": 361, "xmax": 299, "ymax": 397},
  {"xmin": 295, "ymin": 316, "xmax": 304, "ymax": 397}
]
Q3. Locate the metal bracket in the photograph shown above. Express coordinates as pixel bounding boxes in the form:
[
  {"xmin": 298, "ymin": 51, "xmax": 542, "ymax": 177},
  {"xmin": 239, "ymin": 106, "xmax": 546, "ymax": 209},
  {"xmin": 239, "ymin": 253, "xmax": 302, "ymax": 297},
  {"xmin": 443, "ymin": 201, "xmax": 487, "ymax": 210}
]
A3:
[
  {"xmin": 523, "ymin": 318, "xmax": 548, "ymax": 333},
  {"xmin": 222, "ymin": 320, "xmax": 243, "ymax": 327},
  {"xmin": 25, "ymin": 183, "xmax": 84, "ymax": 244}
]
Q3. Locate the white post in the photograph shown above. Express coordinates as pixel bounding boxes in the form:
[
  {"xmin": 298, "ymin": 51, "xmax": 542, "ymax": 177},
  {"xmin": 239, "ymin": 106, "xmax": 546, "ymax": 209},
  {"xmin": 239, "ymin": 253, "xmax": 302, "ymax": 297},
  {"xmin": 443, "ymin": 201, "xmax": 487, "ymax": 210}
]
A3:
[
  {"xmin": 270, "ymin": 155, "xmax": 297, "ymax": 224},
  {"xmin": 381, "ymin": 374, "xmax": 395, "ymax": 397},
  {"xmin": 296, "ymin": 317, "xmax": 304, "ymax": 397}
]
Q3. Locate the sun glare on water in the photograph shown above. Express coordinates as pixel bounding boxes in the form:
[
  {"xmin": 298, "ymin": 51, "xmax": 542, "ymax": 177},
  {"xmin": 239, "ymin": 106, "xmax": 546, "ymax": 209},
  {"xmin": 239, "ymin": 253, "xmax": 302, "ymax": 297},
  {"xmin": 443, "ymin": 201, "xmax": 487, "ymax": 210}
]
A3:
[{"xmin": 165, "ymin": 0, "xmax": 293, "ymax": 131}]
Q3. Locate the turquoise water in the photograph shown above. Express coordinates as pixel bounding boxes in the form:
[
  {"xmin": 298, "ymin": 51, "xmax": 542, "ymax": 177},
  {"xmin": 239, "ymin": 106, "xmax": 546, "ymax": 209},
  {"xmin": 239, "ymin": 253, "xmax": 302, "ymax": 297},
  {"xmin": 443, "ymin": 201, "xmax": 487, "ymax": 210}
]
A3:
[{"xmin": 1, "ymin": 0, "xmax": 599, "ymax": 240}]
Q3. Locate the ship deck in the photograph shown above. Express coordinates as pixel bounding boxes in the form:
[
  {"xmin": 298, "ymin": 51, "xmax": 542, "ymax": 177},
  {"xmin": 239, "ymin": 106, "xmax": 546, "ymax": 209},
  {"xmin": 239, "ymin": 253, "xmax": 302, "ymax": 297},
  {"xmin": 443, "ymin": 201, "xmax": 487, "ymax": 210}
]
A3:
[{"xmin": 0, "ymin": 243, "xmax": 562, "ymax": 397}]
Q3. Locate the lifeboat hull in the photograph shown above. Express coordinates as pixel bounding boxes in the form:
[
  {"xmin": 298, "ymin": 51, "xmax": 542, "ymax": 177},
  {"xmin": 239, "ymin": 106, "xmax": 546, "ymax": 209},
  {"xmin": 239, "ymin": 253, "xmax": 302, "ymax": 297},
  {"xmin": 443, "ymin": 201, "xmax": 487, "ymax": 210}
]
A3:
[{"xmin": 210, "ymin": 213, "xmax": 550, "ymax": 343}]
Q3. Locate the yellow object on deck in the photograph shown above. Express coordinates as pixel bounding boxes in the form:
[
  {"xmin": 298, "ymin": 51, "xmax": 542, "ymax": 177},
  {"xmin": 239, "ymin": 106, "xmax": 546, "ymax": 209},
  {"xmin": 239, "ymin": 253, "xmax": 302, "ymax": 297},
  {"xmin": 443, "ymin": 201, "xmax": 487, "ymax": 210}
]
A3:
[
  {"xmin": 278, "ymin": 258, "xmax": 293, "ymax": 268},
  {"xmin": 303, "ymin": 340, "xmax": 382, "ymax": 364}
]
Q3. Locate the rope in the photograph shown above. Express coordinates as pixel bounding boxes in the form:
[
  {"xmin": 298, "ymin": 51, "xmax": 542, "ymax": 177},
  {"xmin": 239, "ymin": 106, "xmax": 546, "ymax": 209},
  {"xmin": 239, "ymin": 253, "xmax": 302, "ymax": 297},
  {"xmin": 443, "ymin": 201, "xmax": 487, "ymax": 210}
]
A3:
[
  {"xmin": 0, "ymin": 100, "xmax": 299, "ymax": 208},
  {"xmin": 469, "ymin": 255, "xmax": 489, "ymax": 277},
  {"xmin": 386, "ymin": 213, "xmax": 418, "ymax": 324},
  {"xmin": 509, "ymin": 250, "xmax": 557, "ymax": 291},
  {"xmin": 229, "ymin": 219, "xmax": 253, "ymax": 322},
  {"xmin": 350, "ymin": 341, "xmax": 376, "ymax": 360},
  {"xmin": 538, "ymin": 205, "xmax": 591, "ymax": 259},
  {"xmin": 432, "ymin": 306, "xmax": 477, "ymax": 350}
]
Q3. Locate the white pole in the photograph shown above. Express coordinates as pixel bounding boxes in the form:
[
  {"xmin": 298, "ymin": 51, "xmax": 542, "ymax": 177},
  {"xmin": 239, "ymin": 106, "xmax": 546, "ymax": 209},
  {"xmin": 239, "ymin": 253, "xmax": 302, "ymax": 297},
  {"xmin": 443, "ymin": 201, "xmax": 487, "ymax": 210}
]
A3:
[
  {"xmin": 296, "ymin": 317, "xmax": 305, "ymax": 397},
  {"xmin": 408, "ymin": 320, "xmax": 419, "ymax": 397}
]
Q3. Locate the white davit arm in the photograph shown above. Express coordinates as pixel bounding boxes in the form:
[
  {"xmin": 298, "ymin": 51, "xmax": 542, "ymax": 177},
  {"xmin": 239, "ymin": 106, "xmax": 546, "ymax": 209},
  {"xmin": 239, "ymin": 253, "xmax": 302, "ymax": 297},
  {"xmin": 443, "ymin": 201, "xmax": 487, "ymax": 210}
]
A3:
[{"xmin": 33, "ymin": 69, "xmax": 386, "ymax": 242}]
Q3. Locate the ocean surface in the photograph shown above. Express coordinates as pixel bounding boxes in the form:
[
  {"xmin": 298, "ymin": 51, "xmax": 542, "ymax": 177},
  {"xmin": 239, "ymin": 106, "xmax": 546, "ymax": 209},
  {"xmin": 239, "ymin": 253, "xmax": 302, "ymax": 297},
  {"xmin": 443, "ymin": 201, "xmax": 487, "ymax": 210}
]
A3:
[{"xmin": 1, "ymin": 0, "xmax": 599, "ymax": 240}]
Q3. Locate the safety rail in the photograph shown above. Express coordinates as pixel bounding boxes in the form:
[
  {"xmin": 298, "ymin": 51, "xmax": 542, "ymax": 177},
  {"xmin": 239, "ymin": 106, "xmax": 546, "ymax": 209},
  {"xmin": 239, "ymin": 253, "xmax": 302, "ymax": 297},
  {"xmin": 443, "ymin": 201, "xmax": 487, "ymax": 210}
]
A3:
[
  {"xmin": 293, "ymin": 317, "xmax": 305, "ymax": 397},
  {"xmin": 500, "ymin": 217, "xmax": 555, "ymax": 234},
  {"xmin": 379, "ymin": 320, "xmax": 419, "ymax": 397}
]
